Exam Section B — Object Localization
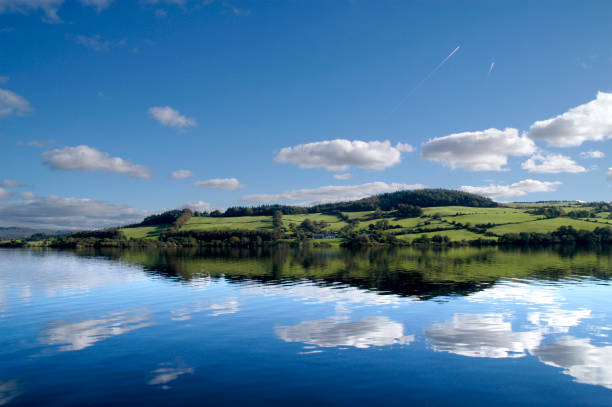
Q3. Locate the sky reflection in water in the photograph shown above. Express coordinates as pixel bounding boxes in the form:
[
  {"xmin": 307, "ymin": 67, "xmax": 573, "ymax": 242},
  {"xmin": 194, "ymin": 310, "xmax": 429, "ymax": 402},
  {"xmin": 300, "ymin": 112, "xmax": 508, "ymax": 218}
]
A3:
[{"xmin": 1, "ymin": 247, "xmax": 612, "ymax": 406}]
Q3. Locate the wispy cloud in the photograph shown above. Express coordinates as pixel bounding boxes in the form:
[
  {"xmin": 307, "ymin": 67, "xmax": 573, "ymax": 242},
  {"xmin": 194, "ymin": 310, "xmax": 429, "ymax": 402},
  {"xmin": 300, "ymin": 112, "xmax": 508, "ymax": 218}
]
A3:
[
  {"xmin": 193, "ymin": 178, "xmax": 244, "ymax": 190},
  {"xmin": 460, "ymin": 179, "xmax": 561, "ymax": 199},
  {"xmin": 171, "ymin": 169, "xmax": 195, "ymax": 179},
  {"xmin": 0, "ymin": 195, "xmax": 149, "ymax": 229},
  {"xmin": 0, "ymin": 88, "xmax": 33, "ymax": 117},
  {"xmin": 149, "ymin": 106, "xmax": 196, "ymax": 128},
  {"xmin": 0, "ymin": 0, "xmax": 65, "ymax": 23},
  {"xmin": 488, "ymin": 61, "xmax": 495, "ymax": 75},
  {"xmin": 75, "ymin": 34, "xmax": 127, "ymax": 51},
  {"xmin": 241, "ymin": 181, "xmax": 423, "ymax": 205}
]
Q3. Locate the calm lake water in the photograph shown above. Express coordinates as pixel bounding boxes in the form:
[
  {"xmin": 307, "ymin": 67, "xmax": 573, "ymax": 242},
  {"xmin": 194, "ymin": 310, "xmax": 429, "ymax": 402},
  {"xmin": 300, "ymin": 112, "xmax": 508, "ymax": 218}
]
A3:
[{"xmin": 2, "ymin": 246, "xmax": 612, "ymax": 406}]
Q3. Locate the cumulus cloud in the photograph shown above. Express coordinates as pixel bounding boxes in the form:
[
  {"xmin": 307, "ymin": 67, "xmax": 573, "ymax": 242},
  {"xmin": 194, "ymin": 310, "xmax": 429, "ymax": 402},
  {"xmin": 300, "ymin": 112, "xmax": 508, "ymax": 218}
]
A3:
[
  {"xmin": 171, "ymin": 169, "xmax": 194, "ymax": 179},
  {"xmin": 75, "ymin": 34, "xmax": 126, "ymax": 51},
  {"xmin": 275, "ymin": 316, "xmax": 414, "ymax": 349},
  {"xmin": 580, "ymin": 150, "xmax": 605, "ymax": 159},
  {"xmin": 528, "ymin": 92, "xmax": 612, "ymax": 147},
  {"xmin": 0, "ymin": 195, "xmax": 149, "ymax": 229},
  {"xmin": 0, "ymin": 0, "xmax": 64, "ymax": 22},
  {"xmin": 193, "ymin": 178, "xmax": 244, "ymax": 190},
  {"xmin": 0, "ymin": 187, "xmax": 13, "ymax": 200},
  {"xmin": 421, "ymin": 128, "xmax": 536, "ymax": 171},
  {"xmin": 20, "ymin": 191, "xmax": 36, "ymax": 200},
  {"xmin": 184, "ymin": 200, "xmax": 213, "ymax": 212},
  {"xmin": 149, "ymin": 106, "xmax": 195, "ymax": 128},
  {"xmin": 0, "ymin": 88, "xmax": 32, "ymax": 117},
  {"xmin": 42, "ymin": 145, "xmax": 153, "ymax": 178},
  {"xmin": 79, "ymin": 0, "xmax": 114, "ymax": 11},
  {"xmin": 241, "ymin": 181, "xmax": 424, "ymax": 205},
  {"xmin": 521, "ymin": 153, "xmax": 586, "ymax": 174},
  {"xmin": 1, "ymin": 179, "xmax": 24, "ymax": 187},
  {"xmin": 460, "ymin": 179, "xmax": 561, "ymax": 199},
  {"xmin": 333, "ymin": 173, "xmax": 351, "ymax": 180},
  {"xmin": 274, "ymin": 139, "xmax": 409, "ymax": 171}
]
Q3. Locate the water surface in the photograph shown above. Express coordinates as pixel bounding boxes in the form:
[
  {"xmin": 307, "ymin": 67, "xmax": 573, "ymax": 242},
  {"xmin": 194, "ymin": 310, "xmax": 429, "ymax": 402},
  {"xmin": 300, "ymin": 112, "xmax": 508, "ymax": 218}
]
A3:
[{"xmin": 2, "ymin": 247, "xmax": 612, "ymax": 406}]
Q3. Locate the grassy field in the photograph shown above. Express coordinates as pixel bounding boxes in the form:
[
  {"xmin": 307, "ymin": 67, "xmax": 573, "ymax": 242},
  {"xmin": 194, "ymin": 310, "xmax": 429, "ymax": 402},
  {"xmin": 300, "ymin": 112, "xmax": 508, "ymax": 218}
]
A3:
[
  {"xmin": 182, "ymin": 216, "xmax": 273, "ymax": 231},
  {"xmin": 112, "ymin": 202, "xmax": 612, "ymax": 244},
  {"xmin": 398, "ymin": 229, "xmax": 495, "ymax": 242},
  {"xmin": 281, "ymin": 214, "xmax": 349, "ymax": 231},
  {"xmin": 489, "ymin": 217, "xmax": 604, "ymax": 235},
  {"xmin": 120, "ymin": 225, "xmax": 169, "ymax": 239}
]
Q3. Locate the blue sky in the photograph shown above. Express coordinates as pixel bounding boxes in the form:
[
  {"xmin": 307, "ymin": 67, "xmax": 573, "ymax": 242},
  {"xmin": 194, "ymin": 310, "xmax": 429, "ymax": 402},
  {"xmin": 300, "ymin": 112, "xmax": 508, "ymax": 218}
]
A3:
[{"xmin": 1, "ymin": 0, "xmax": 612, "ymax": 229}]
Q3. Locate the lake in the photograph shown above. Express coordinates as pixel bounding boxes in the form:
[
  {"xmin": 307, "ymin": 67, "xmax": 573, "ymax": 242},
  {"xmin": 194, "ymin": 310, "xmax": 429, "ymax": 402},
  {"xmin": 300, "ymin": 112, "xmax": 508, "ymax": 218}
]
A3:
[{"xmin": 1, "ymin": 246, "xmax": 612, "ymax": 406}]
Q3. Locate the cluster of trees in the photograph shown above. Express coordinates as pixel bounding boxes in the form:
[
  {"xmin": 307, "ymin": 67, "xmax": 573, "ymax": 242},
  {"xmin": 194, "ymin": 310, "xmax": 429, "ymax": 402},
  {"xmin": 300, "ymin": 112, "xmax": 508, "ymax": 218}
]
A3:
[
  {"xmin": 160, "ymin": 229, "xmax": 277, "ymax": 247},
  {"xmin": 139, "ymin": 210, "xmax": 185, "ymax": 226},
  {"xmin": 498, "ymin": 226, "xmax": 612, "ymax": 246},
  {"xmin": 169, "ymin": 209, "xmax": 194, "ymax": 232}
]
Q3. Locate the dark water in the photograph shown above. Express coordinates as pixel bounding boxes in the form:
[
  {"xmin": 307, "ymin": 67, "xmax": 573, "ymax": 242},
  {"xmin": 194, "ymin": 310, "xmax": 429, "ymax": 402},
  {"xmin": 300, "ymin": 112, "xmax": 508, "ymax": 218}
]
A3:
[{"xmin": 2, "ymin": 246, "xmax": 612, "ymax": 406}]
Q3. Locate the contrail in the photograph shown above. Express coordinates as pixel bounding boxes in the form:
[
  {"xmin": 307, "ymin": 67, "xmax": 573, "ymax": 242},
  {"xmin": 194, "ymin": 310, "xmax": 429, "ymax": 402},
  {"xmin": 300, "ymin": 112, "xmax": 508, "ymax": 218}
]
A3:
[
  {"xmin": 488, "ymin": 61, "xmax": 495, "ymax": 75},
  {"xmin": 390, "ymin": 45, "xmax": 461, "ymax": 114}
]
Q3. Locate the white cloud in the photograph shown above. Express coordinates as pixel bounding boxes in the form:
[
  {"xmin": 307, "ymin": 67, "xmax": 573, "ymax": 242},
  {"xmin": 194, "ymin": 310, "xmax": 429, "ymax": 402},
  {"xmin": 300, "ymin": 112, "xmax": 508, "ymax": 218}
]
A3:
[
  {"xmin": 20, "ymin": 191, "xmax": 36, "ymax": 200},
  {"xmin": 580, "ymin": 150, "xmax": 605, "ymax": 159},
  {"xmin": 425, "ymin": 313, "xmax": 542, "ymax": 358},
  {"xmin": 534, "ymin": 338, "xmax": 612, "ymax": 390},
  {"xmin": 0, "ymin": 187, "xmax": 13, "ymax": 200},
  {"xmin": 0, "ymin": 195, "xmax": 149, "ymax": 229},
  {"xmin": 42, "ymin": 145, "xmax": 153, "ymax": 178},
  {"xmin": 460, "ymin": 179, "xmax": 561, "ymax": 199},
  {"xmin": 75, "ymin": 34, "xmax": 126, "ymax": 51},
  {"xmin": 275, "ymin": 139, "xmax": 407, "ymax": 171},
  {"xmin": 184, "ymin": 200, "xmax": 213, "ymax": 212},
  {"xmin": 193, "ymin": 178, "xmax": 244, "ymax": 190},
  {"xmin": 395, "ymin": 142, "xmax": 414, "ymax": 152},
  {"xmin": 171, "ymin": 169, "xmax": 194, "ymax": 179},
  {"xmin": 528, "ymin": 92, "xmax": 612, "ymax": 147},
  {"xmin": 521, "ymin": 153, "xmax": 586, "ymax": 174},
  {"xmin": 1, "ymin": 179, "xmax": 23, "ymax": 187},
  {"xmin": 0, "ymin": 0, "xmax": 64, "ymax": 22},
  {"xmin": 421, "ymin": 128, "xmax": 536, "ymax": 171},
  {"xmin": 222, "ymin": 2, "xmax": 249, "ymax": 16},
  {"xmin": 149, "ymin": 106, "xmax": 195, "ymax": 128},
  {"xmin": 79, "ymin": 0, "xmax": 113, "ymax": 11},
  {"xmin": 240, "ymin": 181, "xmax": 424, "ymax": 205},
  {"xmin": 333, "ymin": 173, "xmax": 351, "ymax": 180},
  {"xmin": 0, "ymin": 88, "xmax": 32, "ymax": 117},
  {"xmin": 608, "ymin": 168, "xmax": 612, "ymax": 181},
  {"xmin": 275, "ymin": 316, "xmax": 414, "ymax": 349}
]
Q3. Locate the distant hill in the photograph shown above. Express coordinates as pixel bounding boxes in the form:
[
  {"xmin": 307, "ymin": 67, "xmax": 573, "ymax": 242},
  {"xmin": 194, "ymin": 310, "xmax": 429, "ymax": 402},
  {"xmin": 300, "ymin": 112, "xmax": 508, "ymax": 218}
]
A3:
[
  {"xmin": 133, "ymin": 188, "xmax": 497, "ymax": 227},
  {"xmin": 0, "ymin": 227, "xmax": 68, "ymax": 240},
  {"xmin": 311, "ymin": 188, "xmax": 497, "ymax": 212}
]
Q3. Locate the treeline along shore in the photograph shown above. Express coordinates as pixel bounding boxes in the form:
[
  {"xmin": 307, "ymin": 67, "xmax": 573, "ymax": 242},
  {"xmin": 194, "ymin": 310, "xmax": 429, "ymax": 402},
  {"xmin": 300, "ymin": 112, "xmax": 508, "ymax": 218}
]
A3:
[{"xmin": 3, "ymin": 189, "xmax": 612, "ymax": 250}]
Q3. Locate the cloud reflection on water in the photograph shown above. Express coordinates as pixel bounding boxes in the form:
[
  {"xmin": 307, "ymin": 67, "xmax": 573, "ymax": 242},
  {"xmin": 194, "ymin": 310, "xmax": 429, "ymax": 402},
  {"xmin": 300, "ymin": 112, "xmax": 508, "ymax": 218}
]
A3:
[
  {"xmin": 40, "ymin": 309, "xmax": 153, "ymax": 351},
  {"xmin": 0, "ymin": 380, "xmax": 21, "ymax": 406},
  {"xmin": 275, "ymin": 316, "xmax": 414, "ymax": 349},
  {"xmin": 148, "ymin": 361, "xmax": 194, "ymax": 390},
  {"xmin": 534, "ymin": 338, "xmax": 612, "ymax": 390},
  {"xmin": 425, "ymin": 313, "xmax": 542, "ymax": 358}
]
